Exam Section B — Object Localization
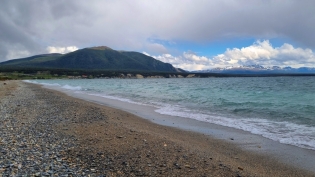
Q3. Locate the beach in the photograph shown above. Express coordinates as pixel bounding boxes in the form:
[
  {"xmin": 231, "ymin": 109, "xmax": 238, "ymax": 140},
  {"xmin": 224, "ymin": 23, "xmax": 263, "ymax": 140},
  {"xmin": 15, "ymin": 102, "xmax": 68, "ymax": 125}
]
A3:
[{"xmin": 0, "ymin": 80, "xmax": 314, "ymax": 177}]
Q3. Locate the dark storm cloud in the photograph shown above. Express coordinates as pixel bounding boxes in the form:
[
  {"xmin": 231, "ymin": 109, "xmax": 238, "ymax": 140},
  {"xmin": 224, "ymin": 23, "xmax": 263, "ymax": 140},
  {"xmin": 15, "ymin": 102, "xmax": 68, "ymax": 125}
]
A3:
[
  {"xmin": 0, "ymin": 0, "xmax": 80, "ymax": 61},
  {"xmin": 0, "ymin": 0, "xmax": 315, "ymax": 62},
  {"xmin": 0, "ymin": 1, "xmax": 38, "ymax": 60}
]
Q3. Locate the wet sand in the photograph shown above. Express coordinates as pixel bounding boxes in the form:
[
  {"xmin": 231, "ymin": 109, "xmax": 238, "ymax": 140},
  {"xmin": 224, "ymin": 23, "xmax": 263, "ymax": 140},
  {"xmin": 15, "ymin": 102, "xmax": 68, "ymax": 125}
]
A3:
[{"xmin": 1, "ymin": 80, "xmax": 314, "ymax": 176}]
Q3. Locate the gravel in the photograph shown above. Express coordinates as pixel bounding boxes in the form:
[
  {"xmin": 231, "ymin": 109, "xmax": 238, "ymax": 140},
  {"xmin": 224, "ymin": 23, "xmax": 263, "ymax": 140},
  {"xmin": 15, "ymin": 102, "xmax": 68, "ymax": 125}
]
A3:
[{"xmin": 0, "ymin": 83, "xmax": 85, "ymax": 176}]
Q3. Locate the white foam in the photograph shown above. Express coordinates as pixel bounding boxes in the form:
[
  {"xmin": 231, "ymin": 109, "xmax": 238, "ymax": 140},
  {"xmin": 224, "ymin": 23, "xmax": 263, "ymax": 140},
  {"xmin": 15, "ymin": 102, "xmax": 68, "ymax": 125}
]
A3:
[
  {"xmin": 83, "ymin": 95, "xmax": 315, "ymax": 151},
  {"xmin": 87, "ymin": 93, "xmax": 145, "ymax": 106},
  {"xmin": 23, "ymin": 80, "xmax": 38, "ymax": 84},
  {"xmin": 155, "ymin": 104, "xmax": 315, "ymax": 150},
  {"xmin": 24, "ymin": 80, "xmax": 61, "ymax": 86},
  {"xmin": 25, "ymin": 80, "xmax": 82, "ymax": 91},
  {"xmin": 61, "ymin": 84, "xmax": 82, "ymax": 91},
  {"xmin": 42, "ymin": 83, "xmax": 61, "ymax": 86}
]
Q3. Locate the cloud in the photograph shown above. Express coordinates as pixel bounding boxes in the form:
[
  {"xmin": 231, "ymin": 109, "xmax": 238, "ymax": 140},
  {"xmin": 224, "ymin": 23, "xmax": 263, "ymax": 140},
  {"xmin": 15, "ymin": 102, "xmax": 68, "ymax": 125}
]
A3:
[
  {"xmin": 213, "ymin": 40, "xmax": 315, "ymax": 68},
  {"xmin": 46, "ymin": 46, "xmax": 78, "ymax": 54},
  {"xmin": 144, "ymin": 43, "xmax": 168, "ymax": 55},
  {"xmin": 152, "ymin": 40, "xmax": 315, "ymax": 71},
  {"xmin": 153, "ymin": 53, "xmax": 214, "ymax": 71},
  {"xmin": 142, "ymin": 52, "xmax": 151, "ymax": 57},
  {"xmin": 1, "ymin": 1, "xmax": 315, "ymax": 62},
  {"xmin": 6, "ymin": 47, "xmax": 31, "ymax": 60}
]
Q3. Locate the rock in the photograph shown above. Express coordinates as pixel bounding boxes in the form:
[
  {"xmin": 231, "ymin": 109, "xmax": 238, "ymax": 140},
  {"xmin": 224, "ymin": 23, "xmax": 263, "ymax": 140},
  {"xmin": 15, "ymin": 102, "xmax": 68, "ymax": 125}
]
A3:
[
  {"xmin": 174, "ymin": 163, "xmax": 181, "ymax": 169},
  {"xmin": 168, "ymin": 75, "xmax": 176, "ymax": 78},
  {"xmin": 42, "ymin": 172, "xmax": 50, "ymax": 176},
  {"xmin": 119, "ymin": 74, "xmax": 125, "ymax": 78},
  {"xmin": 136, "ymin": 74, "xmax": 144, "ymax": 79},
  {"xmin": 186, "ymin": 74, "xmax": 195, "ymax": 78}
]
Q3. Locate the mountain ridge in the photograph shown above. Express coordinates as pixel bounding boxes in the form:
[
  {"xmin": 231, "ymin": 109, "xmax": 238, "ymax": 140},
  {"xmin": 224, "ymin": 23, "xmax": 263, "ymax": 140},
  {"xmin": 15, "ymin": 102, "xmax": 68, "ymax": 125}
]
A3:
[{"xmin": 194, "ymin": 65, "xmax": 315, "ymax": 74}]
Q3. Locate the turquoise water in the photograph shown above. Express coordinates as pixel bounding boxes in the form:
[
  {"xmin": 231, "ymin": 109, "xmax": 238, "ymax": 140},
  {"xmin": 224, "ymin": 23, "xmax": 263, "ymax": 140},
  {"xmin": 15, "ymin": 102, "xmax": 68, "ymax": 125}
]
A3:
[{"xmin": 27, "ymin": 77, "xmax": 315, "ymax": 150}]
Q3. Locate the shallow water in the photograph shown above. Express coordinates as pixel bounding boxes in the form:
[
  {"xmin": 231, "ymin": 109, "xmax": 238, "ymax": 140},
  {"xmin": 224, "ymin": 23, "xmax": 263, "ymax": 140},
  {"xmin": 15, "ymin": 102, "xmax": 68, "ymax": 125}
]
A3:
[{"xmin": 26, "ymin": 77, "xmax": 315, "ymax": 151}]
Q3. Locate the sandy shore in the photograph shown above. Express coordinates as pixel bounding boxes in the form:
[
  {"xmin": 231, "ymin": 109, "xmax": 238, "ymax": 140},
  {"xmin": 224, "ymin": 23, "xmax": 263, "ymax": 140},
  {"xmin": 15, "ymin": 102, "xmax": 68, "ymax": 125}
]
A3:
[{"xmin": 1, "ymin": 80, "xmax": 314, "ymax": 176}]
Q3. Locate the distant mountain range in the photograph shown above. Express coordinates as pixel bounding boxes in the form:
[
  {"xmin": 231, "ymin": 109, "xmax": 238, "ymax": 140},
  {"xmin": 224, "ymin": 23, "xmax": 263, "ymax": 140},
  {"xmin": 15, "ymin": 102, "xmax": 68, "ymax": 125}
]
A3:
[
  {"xmin": 0, "ymin": 46, "xmax": 184, "ymax": 73},
  {"xmin": 194, "ymin": 64, "xmax": 315, "ymax": 74}
]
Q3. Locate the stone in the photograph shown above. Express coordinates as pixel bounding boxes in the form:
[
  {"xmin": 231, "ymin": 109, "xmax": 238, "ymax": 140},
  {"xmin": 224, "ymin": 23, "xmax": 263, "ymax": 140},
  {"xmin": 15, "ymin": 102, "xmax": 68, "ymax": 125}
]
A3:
[
  {"xmin": 186, "ymin": 74, "xmax": 195, "ymax": 78},
  {"xmin": 184, "ymin": 165, "xmax": 191, "ymax": 168},
  {"xmin": 238, "ymin": 167, "xmax": 244, "ymax": 171},
  {"xmin": 136, "ymin": 74, "xmax": 144, "ymax": 79}
]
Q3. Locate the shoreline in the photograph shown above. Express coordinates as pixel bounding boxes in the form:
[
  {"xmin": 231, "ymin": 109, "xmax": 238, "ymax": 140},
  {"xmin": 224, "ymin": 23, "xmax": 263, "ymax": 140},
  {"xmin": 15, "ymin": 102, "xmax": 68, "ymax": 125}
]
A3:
[
  {"xmin": 43, "ymin": 82, "xmax": 315, "ymax": 173},
  {"xmin": 1, "ymin": 80, "xmax": 315, "ymax": 176}
]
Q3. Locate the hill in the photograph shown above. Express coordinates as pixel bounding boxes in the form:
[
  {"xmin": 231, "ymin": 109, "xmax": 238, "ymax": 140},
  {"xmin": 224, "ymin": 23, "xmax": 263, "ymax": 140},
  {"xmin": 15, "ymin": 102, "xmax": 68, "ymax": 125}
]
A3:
[{"xmin": 0, "ymin": 46, "xmax": 183, "ymax": 72}]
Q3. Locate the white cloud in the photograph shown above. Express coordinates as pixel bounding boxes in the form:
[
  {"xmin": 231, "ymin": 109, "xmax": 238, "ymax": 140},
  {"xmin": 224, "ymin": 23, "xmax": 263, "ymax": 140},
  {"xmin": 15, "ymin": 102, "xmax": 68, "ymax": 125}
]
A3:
[
  {"xmin": 151, "ymin": 40, "xmax": 315, "ymax": 71},
  {"xmin": 213, "ymin": 40, "xmax": 315, "ymax": 68},
  {"xmin": 46, "ymin": 46, "xmax": 78, "ymax": 54},
  {"xmin": 152, "ymin": 53, "xmax": 213, "ymax": 71},
  {"xmin": 142, "ymin": 52, "xmax": 151, "ymax": 56}
]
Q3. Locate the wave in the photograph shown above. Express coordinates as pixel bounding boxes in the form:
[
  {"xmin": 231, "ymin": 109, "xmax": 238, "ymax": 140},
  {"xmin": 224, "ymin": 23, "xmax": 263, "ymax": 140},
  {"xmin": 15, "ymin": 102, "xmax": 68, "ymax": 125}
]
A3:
[
  {"xmin": 87, "ymin": 93, "xmax": 145, "ymax": 105},
  {"xmin": 24, "ymin": 80, "xmax": 81, "ymax": 91},
  {"xmin": 155, "ymin": 104, "xmax": 315, "ymax": 150},
  {"xmin": 24, "ymin": 80, "xmax": 61, "ymax": 86},
  {"xmin": 24, "ymin": 80, "xmax": 38, "ymax": 84},
  {"xmin": 61, "ymin": 84, "xmax": 82, "ymax": 91}
]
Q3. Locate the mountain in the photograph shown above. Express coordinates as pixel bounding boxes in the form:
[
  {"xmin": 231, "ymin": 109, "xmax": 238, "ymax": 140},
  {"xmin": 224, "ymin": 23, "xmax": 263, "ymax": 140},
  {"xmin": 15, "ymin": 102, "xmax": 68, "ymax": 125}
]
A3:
[
  {"xmin": 0, "ymin": 46, "xmax": 184, "ymax": 72},
  {"xmin": 194, "ymin": 65, "xmax": 315, "ymax": 74}
]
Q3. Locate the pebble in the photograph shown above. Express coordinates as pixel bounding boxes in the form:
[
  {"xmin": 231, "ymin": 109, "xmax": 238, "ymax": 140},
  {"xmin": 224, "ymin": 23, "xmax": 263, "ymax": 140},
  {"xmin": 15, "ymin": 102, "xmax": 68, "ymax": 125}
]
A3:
[
  {"xmin": 238, "ymin": 167, "xmax": 244, "ymax": 171},
  {"xmin": 0, "ymin": 83, "xmax": 98, "ymax": 176}
]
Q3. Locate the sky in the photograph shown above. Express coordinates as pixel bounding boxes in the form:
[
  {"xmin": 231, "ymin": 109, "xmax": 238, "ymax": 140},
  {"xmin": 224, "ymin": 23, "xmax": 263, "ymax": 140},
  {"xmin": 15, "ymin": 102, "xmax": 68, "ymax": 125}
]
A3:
[{"xmin": 1, "ymin": 0, "xmax": 315, "ymax": 71}]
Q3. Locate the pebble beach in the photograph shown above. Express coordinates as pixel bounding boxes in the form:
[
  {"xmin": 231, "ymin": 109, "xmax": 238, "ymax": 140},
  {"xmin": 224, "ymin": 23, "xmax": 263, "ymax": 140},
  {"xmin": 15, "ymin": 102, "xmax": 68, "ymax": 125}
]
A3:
[{"xmin": 1, "ymin": 81, "xmax": 314, "ymax": 177}]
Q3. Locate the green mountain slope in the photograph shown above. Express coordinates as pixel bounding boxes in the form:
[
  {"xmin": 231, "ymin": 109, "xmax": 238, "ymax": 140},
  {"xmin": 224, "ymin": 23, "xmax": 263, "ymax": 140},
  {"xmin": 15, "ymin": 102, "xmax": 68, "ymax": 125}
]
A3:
[
  {"xmin": 0, "ymin": 46, "xmax": 183, "ymax": 72},
  {"xmin": 120, "ymin": 51, "xmax": 177, "ymax": 71},
  {"xmin": 1, "ymin": 53, "xmax": 62, "ymax": 66}
]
